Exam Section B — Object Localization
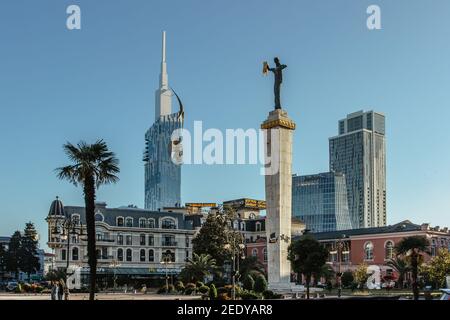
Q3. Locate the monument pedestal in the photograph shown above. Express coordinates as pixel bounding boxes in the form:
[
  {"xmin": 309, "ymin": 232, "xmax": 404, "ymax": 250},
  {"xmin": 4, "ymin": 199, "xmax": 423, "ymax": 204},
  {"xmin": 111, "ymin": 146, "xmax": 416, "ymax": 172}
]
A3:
[{"xmin": 261, "ymin": 109, "xmax": 296, "ymax": 292}]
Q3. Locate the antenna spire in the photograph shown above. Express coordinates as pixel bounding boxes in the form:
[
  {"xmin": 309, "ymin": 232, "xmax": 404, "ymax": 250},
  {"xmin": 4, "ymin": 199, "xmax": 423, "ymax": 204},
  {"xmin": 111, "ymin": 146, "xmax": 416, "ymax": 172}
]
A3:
[{"xmin": 162, "ymin": 31, "xmax": 166, "ymax": 62}]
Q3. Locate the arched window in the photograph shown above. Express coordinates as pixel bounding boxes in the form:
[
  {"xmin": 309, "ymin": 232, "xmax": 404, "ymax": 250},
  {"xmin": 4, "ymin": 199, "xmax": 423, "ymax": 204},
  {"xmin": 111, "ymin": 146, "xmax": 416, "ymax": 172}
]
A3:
[
  {"xmin": 249, "ymin": 213, "xmax": 256, "ymax": 220},
  {"xmin": 71, "ymin": 214, "xmax": 80, "ymax": 225},
  {"xmin": 385, "ymin": 241, "xmax": 394, "ymax": 260},
  {"xmin": 161, "ymin": 218, "xmax": 176, "ymax": 229},
  {"xmin": 233, "ymin": 220, "xmax": 239, "ymax": 230},
  {"xmin": 117, "ymin": 248, "xmax": 123, "ymax": 261},
  {"xmin": 125, "ymin": 217, "xmax": 133, "ymax": 228},
  {"xmin": 364, "ymin": 242, "xmax": 374, "ymax": 260},
  {"xmin": 126, "ymin": 249, "xmax": 132, "ymax": 262},
  {"xmin": 139, "ymin": 218, "xmax": 147, "ymax": 228},
  {"xmin": 140, "ymin": 234, "xmax": 146, "ymax": 246},
  {"xmin": 72, "ymin": 247, "xmax": 79, "ymax": 261},
  {"xmin": 252, "ymin": 248, "xmax": 258, "ymax": 258},
  {"xmin": 148, "ymin": 249, "xmax": 154, "ymax": 262},
  {"xmin": 240, "ymin": 222, "xmax": 246, "ymax": 231},
  {"xmin": 256, "ymin": 222, "xmax": 262, "ymax": 232},
  {"xmin": 140, "ymin": 249, "xmax": 146, "ymax": 262},
  {"xmin": 117, "ymin": 217, "xmax": 124, "ymax": 227},
  {"xmin": 263, "ymin": 248, "xmax": 267, "ymax": 262},
  {"xmin": 148, "ymin": 219, "xmax": 155, "ymax": 228},
  {"xmin": 94, "ymin": 212, "xmax": 104, "ymax": 222}
]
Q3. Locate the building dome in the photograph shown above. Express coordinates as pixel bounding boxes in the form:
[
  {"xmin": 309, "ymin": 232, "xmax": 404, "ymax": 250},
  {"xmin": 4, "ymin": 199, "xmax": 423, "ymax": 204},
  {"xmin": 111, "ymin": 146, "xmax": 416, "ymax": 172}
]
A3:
[{"xmin": 48, "ymin": 196, "xmax": 65, "ymax": 217}]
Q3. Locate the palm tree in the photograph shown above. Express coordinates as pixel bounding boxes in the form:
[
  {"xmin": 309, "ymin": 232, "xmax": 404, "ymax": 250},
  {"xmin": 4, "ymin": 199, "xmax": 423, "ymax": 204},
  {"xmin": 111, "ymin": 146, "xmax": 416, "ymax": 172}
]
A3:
[
  {"xmin": 395, "ymin": 236, "xmax": 430, "ymax": 300},
  {"xmin": 56, "ymin": 140, "xmax": 119, "ymax": 300},
  {"xmin": 180, "ymin": 253, "xmax": 216, "ymax": 283},
  {"xmin": 386, "ymin": 257, "xmax": 410, "ymax": 289},
  {"xmin": 239, "ymin": 255, "xmax": 266, "ymax": 279}
]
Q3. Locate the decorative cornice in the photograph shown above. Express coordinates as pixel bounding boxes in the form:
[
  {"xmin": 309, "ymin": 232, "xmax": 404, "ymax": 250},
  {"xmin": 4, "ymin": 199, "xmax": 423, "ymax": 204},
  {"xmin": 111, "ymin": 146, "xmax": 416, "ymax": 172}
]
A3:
[{"xmin": 261, "ymin": 118, "xmax": 296, "ymax": 130}]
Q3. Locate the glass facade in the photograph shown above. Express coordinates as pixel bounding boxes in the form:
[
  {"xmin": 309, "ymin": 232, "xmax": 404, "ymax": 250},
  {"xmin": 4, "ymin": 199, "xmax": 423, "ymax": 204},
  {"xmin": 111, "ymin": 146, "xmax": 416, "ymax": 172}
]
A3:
[
  {"xmin": 329, "ymin": 110, "xmax": 386, "ymax": 228},
  {"xmin": 292, "ymin": 172, "xmax": 352, "ymax": 233},
  {"xmin": 143, "ymin": 113, "xmax": 182, "ymax": 210}
]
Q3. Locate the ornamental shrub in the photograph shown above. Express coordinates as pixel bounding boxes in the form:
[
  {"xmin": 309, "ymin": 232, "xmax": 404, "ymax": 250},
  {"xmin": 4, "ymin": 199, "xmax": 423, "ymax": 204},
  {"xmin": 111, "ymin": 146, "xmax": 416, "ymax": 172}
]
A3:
[
  {"xmin": 254, "ymin": 274, "xmax": 268, "ymax": 293},
  {"xmin": 242, "ymin": 274, "xmax": 255, "ymax": 291},
  {"xmin": 239, "ymin": 290, "xmax": 261, "ymax": 300},
  {"xmin": 209, "ymin": 284, "xmax": 218, "ymax": 300},
  {"xmin": 198, "ymin": 285, "xmax": 210, "ymax": 294},
  {"xmin": 175, "ymin": 281, "xmax": 185, "ymax": 293}
]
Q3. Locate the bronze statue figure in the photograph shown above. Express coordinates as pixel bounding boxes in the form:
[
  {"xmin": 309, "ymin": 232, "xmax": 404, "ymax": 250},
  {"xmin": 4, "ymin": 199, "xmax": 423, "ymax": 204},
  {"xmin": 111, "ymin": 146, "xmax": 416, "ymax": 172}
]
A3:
[{"xmin": 263, "ymin": 57, "xmax": 287, "ymax": 110}]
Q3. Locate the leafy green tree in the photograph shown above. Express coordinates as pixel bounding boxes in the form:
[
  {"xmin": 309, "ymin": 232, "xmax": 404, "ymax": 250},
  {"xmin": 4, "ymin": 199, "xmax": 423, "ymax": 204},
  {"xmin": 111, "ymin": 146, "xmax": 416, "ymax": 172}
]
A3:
[
  {"xmin": 386, "ymin": 257, "xmax": 410, "ymax": 289},
  {"xmin": 56, "ymin": 140, "xmax": 119, "ymax": 300},
  {"xmin": 192, "ymin": 207, "xmax": 244, "ymax": 269},
  {"xmin": 288, "ymin": 235, "xmax": 328, "ymax": 299},
  {"xmin": 314, "ymin": 264, "xmax": 335, "ymax": 285},
  {"xmin": 192, "ymin": 213, "xmax": 230, "ymax": 266},
  {"xmin": 254, "ymin": 274, "xmax": 268, "ymax": 293},
  {"xmin": 341, "ymin": 271, "xmax": 354, "ymax": 288},
  {"xmin": 242, "ymin": 274, "xmax": 255, "ymax": 291},
  {"xmin": 395, "ymin": 236, "xmax": 430, "ymax": 300},
  {"xmin": 427, "ymin": 248, "xmax": 450, "ymax": 288},
  {"xmin": 45, "ymin": 269, "xmax": 66, "ymax": 282},
  {"xmin": 354, "ymin": 263, "xmax": 369, "ymax": 289},
  {"xmin": 20, "ymin": 222, "xmax": 40, "ymax": 281},
  {"xmin": 180, "ymin": 253, "xmax": 216, "ymax": 283},
  {"xmin": 5, "ymin": 231, "xmax": 22, "ymax": 280}
]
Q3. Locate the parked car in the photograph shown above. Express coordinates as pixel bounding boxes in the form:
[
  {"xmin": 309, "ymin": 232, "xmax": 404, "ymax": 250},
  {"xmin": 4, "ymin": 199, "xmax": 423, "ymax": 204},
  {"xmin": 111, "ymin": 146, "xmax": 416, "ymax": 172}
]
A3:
[
  {"xmin": 439, "ymin": 289, "xmax": 450, "ymax": 300},
  {"xmin": 6, "ymin": 281, "xmax": 19, "ymax": 292}
]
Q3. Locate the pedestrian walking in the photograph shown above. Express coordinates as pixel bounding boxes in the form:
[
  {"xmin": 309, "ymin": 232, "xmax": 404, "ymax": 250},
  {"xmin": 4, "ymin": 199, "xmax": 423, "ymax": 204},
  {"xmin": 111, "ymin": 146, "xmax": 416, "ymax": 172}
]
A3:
[{"xmin": 64, "ymin": 284, "xmax": 70, "ymax": 300}]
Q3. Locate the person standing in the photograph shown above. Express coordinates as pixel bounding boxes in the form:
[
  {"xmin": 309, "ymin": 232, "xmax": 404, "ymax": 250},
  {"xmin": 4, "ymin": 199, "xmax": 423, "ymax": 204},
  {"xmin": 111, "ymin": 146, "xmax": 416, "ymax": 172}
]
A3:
[
  {"xmin": 57, "ymin": 280, "xmax": 64, "ymax": 300},
  {"xmin": 51, "ymin": 281, "xmax": 57, "ymax": 300}
]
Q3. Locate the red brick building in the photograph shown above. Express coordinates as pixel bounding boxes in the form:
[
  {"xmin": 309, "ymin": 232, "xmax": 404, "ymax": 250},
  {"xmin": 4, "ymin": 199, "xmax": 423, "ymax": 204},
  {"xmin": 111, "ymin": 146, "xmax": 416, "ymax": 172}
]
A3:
[
  {"xmin": 247, "ymin": 220, "xmax": 450, "ymax": 285},
  {"xmin": 314, "ymin": 220, "xmax": 450, "ymax": 274}
]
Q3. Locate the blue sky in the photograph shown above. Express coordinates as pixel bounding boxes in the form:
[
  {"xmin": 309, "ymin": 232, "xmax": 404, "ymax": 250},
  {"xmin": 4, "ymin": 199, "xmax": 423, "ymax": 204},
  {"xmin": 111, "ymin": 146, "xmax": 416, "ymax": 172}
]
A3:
[{"xmin": 1, "ymin": 0, "xmax": 450, "ymax": 249}]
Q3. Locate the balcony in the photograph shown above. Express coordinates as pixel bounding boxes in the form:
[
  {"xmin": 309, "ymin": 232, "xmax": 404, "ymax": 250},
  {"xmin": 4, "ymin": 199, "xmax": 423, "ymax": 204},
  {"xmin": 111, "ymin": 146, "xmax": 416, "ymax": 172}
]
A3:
[
  {"xmin": 84, "ymin": 255, "xmax": 114, "ymax": 261},
  {"xmin": 162, "ymin": 241, "xmax": 178, "ymax": 247}
]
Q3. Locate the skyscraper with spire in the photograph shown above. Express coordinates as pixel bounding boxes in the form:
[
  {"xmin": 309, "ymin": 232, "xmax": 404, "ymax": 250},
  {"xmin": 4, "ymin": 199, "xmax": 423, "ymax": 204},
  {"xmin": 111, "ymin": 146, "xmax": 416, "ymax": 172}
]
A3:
[{"xmin": 143, "ymin": 31, "xmax": 182, "ymax": 210}]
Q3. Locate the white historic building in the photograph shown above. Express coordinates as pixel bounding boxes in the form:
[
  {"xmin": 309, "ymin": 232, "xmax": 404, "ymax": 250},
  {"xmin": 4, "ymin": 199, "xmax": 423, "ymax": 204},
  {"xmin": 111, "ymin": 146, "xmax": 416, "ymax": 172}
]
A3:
[{"xmin": 46, "ymin": 197, "xmax": 202, "ymax": 288}]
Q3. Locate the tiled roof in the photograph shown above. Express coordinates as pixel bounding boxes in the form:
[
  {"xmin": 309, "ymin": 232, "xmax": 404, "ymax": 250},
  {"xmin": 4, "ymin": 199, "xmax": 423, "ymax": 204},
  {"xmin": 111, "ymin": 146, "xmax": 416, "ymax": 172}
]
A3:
[{"xmin": 309, "ymin": 220, "xmax": 422, "ymax": 241}]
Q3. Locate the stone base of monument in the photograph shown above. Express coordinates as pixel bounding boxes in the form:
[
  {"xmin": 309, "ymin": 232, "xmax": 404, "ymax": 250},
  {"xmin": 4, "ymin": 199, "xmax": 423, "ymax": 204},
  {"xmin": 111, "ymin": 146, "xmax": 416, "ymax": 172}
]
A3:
[{"xmin": 269, "ymin": 283, "xmax": 324, "ymax": 298}]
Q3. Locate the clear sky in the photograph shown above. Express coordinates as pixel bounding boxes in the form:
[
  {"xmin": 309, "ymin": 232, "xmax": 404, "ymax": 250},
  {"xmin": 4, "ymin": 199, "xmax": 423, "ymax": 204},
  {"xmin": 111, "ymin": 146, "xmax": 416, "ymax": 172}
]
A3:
[{"xmin": 1, "ymin": 0, "xmax": 450, "ymax": 250}]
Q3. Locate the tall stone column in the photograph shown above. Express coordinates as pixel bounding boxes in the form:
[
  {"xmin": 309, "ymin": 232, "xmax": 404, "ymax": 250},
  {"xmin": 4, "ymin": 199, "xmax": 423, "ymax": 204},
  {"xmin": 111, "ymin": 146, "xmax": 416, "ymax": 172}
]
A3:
[{"xmin": 261, "ymin": 109, "xmax": 296, "ymax": 291}]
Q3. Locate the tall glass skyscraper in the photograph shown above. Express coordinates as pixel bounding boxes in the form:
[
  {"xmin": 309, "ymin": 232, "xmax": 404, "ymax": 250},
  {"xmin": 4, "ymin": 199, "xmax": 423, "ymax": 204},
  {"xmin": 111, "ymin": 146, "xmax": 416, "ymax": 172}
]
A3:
[
  {"xmin": 329, "ymin": 110, "xmax": 386, "ymax": 229},
  {"xmin": 143, "ymin": 32, "xmax": 182, "ymax": 210},
  {"xmin": 292, "ymin": 172, "xmax": 352, "ymax": 233}
]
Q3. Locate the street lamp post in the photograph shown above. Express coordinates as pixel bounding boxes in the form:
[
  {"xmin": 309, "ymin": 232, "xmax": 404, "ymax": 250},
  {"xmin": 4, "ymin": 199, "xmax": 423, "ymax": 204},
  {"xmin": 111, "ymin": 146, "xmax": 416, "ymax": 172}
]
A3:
[
  {"xmin": 161, "ymin": 253, "xmax": 172, "ymax": 294},
  {"xmin": 55, "ymin": 217, "xmax": 83, "ymax": 278},
  {"xmin": 331, "ymin": 235, "xmax": 349, "ymax": 298},
  {"xmin": 224, "ymin": 237, "xmax": 245, "ymax": 300},
  {"xmin": 109, "ymin": 260, "xmax": 120, "ymax": 293}
]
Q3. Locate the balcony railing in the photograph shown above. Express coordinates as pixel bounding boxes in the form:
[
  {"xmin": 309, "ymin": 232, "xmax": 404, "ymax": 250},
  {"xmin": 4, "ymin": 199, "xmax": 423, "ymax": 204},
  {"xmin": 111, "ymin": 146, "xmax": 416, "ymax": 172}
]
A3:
[
  {"xmin": 162, "ymin": 241, "xmax": 178, "ymax": 247},
  {"xmin": 84, "ymin": 255, "xmax": 114, "ymax": 261}
]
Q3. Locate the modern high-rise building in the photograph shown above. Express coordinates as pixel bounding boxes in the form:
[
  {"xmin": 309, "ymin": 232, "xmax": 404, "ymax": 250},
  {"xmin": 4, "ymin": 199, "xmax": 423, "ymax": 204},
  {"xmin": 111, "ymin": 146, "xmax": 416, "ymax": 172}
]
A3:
[
  {"xmin": 329, "ymin": 110, "xmax": 386, "ymax": 229},
  {"xmin": 292, "ymin": 172, "xmax": 352, "ymax": 233},
  {"xmin": 143, "ymin": 32, "xmax": 183, "ymax": 210}
]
